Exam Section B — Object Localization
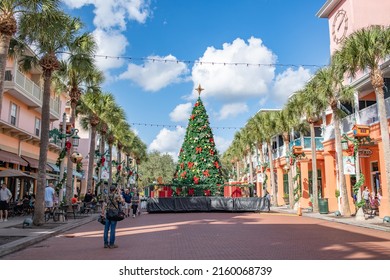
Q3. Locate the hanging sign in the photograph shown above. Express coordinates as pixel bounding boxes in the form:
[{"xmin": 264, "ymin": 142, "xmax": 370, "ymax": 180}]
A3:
[{"xmin": 358, "ymin": 148, "xmax": 372, "ymax": 158}]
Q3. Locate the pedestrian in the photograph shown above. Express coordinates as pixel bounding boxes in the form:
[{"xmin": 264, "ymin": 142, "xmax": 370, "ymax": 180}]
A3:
[
  {"xmin": 122, "ymin": 188, "xmax": 132, "ymax": 218},
  {"xmin": 131, "ymin": 191, "xmax": 140, "ymax": 218},
  {"xmin": 0, "ymin": 183, "xmax": 12, "ymax": 222},
  {"xmin": 83, "ymin": 189, "xmax": 93, "ymax": 203},
  {"xmin": 102, "ymin": 185, "xmax": 123, "ymax": 249},
  {"xmin": 264, "ymin": 190, "xmax": 271, "ymax": 212},
  {"xmin": 44, "ymin": 183, "xmax": 55, "ymax": 210},
  {"xmin": 362, "ymin": 186, "xmax": 370, "ymax": 206}
]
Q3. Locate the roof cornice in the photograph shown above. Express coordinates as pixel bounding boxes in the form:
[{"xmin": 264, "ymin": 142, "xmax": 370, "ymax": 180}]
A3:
[{"xmin": 316, "ymin": 0, "xmax": 342, "ymax": 18}]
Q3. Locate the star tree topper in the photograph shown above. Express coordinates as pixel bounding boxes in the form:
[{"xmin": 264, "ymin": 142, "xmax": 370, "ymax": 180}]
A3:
[{"xmin": 195, "ymin": 84, "xmax": 204, "ymax": 96}]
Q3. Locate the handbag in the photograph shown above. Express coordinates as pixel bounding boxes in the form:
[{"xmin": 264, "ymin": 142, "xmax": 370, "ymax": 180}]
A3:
[
  {"xmin": 106, "ymin": 196, "xmax": 125, "ymax": 221},
  {"xmin": 98, "ymin": 215, "xmax": 106, "ymax": 225}
]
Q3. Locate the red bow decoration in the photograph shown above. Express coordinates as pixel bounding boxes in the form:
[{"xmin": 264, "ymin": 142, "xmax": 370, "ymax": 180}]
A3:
[
  {"xmin": 117, "ymin": 165, "xmax": 122, "ymax": 171},
  {"xmin": 187, "ymin": 162, "xmax": 194, "ymax": 169},
  {"xmin": 101, "ymin": 157, "xmax": 105, "ymax": 164},
  {"xmin": 65, "ymin": 141, "xmax": 72, "ymax": 151},
  {"xmin": 193, "ymin": 176, "xmax": 199, "ymax": 184},
  {"xmin": 203, "ymin": 170, "xmax": 210, "ymax": 177},
  {"xmin": 209, "ymin": 138, "xmax": 214, "ymax": 143},
  {"xmin": 181, "ymin": 171, "xmax": 187, "ymax": 178},
  {"xmin": 188, "ymin": 188, "xmax": 194, "ymax": 195},
  {"xmin": 196, "ymin": 147, "xmax": 202, "ymax": 153},
  {"xmin": 190, "ymin": 114, "xmax": 195, "ymax": 120},
  {"xmin": 204, "ymin": 190, "xmax": 211, "ymax": 196},
  {"xmin": 209, "ymin": 149, "xmax": 214, "ymax": 155},
  {"xmin": 214, "ymin": 161, "xmax": 220, "ymax": 169},
  {"xmin": 194, "ymin": 102, "xmax": 199, "ymax": 107}
]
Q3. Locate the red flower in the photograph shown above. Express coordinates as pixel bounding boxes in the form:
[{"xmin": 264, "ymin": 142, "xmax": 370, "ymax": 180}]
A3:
[
  {"xmin": 193, "ymin": 176, "xmax": 199, "ymax": 184},
  {"xmin": 188, "ymin": 162, "xmax": 194, "ymax": 169},
  {"xmin": 196, "ymin": 147, "xmax": 202, "ymax": 153}
]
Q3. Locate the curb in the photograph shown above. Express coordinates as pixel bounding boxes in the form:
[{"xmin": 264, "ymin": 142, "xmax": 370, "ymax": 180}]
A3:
[{"xmin": 0, "ymin": 215, "xmax": 97, "ymax": 258}]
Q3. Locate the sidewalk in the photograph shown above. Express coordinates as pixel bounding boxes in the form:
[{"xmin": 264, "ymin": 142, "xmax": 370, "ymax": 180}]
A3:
[
  {"xmin": 0, "ymin": 213, "xmax": 98, "ymax": 258},
  {"xmin": 273, "ymin": 205, "xmax": 390, "ymax": 232},
  {"xmin": 0, "ymin": 207, "xmax": 389, "ymax": 258}
]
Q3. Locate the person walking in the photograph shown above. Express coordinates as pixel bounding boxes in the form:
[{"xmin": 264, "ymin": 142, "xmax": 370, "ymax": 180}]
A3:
[
  {"xmin": 131, "ymin": 191, "xmax": 140, "ymax": 218},
  {"xmin": 122, "ymin": 188, "xmax": 132, "ymax": 218},
  {"xmin": 362, "ymin": 186, "xmax": 370, "ymax": 206},
  {"xmin": 0, "ymin": 183, "xmax": 12, "ymax": 222},
  {"xmin": 102, "ymin": 185, "xmax": 123, "ymax": 249},
  {"xmin": 44, "ymin": 183, "xmax": 55, "ymax": 209}
]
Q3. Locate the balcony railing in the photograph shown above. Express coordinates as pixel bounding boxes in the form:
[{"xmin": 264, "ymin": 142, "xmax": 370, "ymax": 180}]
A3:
[
  {"xmin": 289, "ymin": 137, "xmax": 324, "ymax": 150},
  {"xmin": 323, "ymin": 96, "xmax": 390, "ymax": 141},
  {"xmin": 4, "ymin": 68, "xmax": 60, "ymax": 119}
]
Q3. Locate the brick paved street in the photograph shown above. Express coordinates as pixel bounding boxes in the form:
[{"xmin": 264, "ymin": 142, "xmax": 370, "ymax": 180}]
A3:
[{"xmin": 2, "ymin": 212, "xmax": 390, "ymax": 260}]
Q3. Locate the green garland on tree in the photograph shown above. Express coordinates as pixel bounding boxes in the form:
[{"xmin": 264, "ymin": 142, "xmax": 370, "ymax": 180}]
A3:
[{"xmin": 173, "ymin": 97, "xmax": 224, "ymax": 195}]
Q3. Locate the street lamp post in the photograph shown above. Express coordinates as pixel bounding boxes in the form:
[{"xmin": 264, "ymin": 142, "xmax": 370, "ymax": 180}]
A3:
[{"xmin": 58, "ymin": 113, "xmax": 80, "ymax": 203}]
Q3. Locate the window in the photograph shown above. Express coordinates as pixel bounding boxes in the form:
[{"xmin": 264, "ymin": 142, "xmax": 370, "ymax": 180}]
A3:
[
  {"xmin": 283, "ymin": 174, "xmax": 289, "ymax": 194},
  {"xmin": 35, "ymin": 118, "xmax": 41, "ymax": 137},
  {"xmin": 10, "ymin": 103, "xmax": 18, "ymax": 126}
]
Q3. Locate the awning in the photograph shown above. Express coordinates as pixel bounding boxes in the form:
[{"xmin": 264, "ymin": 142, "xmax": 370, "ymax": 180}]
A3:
[
  {"xmin": 64, "ymin": 168, "xmax": 84, "ymax": 179},
  {"xmin": 21, "ymin": 156, "xmax": 39, "ymax": 169},
  {"xmin": 0, "ymin": 169, "xmax": 35, "ymax": 179},
  {"xmin": 0, "ymin": 150, "xmax": 28, "ymax": 166},
  {"xmin": 47, "ymin": 163, "xmax": 60, "ymax": 172}
]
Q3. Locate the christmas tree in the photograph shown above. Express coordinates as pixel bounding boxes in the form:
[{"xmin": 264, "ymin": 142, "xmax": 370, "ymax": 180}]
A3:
[{"xmin": 173, "ymin": 85, "xmax": 224, "ymax": 196}]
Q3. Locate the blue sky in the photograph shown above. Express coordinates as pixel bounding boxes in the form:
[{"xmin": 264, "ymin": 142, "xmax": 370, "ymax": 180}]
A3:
[{"xmin": 62, "ymin": 0, "xmax": 331, "ymax": 160}]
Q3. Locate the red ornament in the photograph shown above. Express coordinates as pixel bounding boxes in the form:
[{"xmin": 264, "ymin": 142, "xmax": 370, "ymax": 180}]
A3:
[
  {"xmin": 188, "ymin": 162, "xmax": 194, "ymax": 169},
  {"xmin": 196, "ymin": 147, "xmax": 202, "ymax": 153},
  {"xmin": 190, "ymin": 114, "xmax": 195, "ymax": 120},
  {"xmin": 65, "ymin": 141, "xmax": 72, "ymax": 151},
  {"xmin": 101, "ymin": 157, "xmax": 105, "ymax": 164},
  {"xmin": 193, "ymin": 176, "xmax": 199, "ymax": 184},
  {"xmin": 204, "ymin": 190, "xmax": 211, "ymax": 196},
  {"xmin": 117, "ymin": 165, "xmax": 122, "ymax": 171},
  {"xmin": 188, "ymin": 188, "xmax": 194, "ymax": 195},
  {"xmin": 181, "ymin": 171, "xmax": 187, "ymax": 178},
  {"xmin": 214, "ymin": 161, "xmax": 220, "ymax": 169},
  {"xmin": 209, "ymin": 149, "xmax": 214, "ymax": 155},
  {"xmin": 203, "ymin": 170, "xmax": 210, "ymax": 177},
  {"xmin": 209, "ymin": 138, "xmax": 214, "ymax": 143},
  {"xmin": 194, "ymin": 102, "xmax": 199, "ymax": 107}
]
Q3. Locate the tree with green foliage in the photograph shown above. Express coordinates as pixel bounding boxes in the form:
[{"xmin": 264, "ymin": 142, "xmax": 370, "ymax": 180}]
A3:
[
  {"xmin": 138, "ymin": 151, "xmax": 175, "ymax": 189},
  {"xmin": 173, "ymin": 95, "xmax": 224, "ymax": 195}
]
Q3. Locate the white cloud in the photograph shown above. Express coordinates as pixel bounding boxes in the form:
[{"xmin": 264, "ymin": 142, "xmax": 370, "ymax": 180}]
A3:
[
  {"xmin": 214, "ymin": 136, "xmax": 232, "ymax": 155},
  {"xmin": 218, "ymin": 102, "xmax": 249, "ymax": 120},
  {"xmin": 93, "ymin": 29, "xmax": 128, "ymax": 72},
  {"xmin": 191, "ymin": 37, "xmax": 277, "ymax": 100},
  {"xmin": 273, "ymin": 67, "xmax": 312, "ymax": 105},
  {"xmin": 118, "ymin": 55, "xmax": 189, "ymax": 91},
  {"xmin": 63, "ymin": 0, "xmax": 150, "ymax": 30},
  {"xmin": 148, "ymin": 127, "xmax": 186, "ymax": 160},
  {"xmin": 169, "ymin": 103, "xmax": 192, "ymax": 122}
]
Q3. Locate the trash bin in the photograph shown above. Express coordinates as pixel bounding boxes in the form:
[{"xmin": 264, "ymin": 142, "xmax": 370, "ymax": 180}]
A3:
[{"xmin": 318, "ymin": 198, "xmax": 329, "ymax": 214}]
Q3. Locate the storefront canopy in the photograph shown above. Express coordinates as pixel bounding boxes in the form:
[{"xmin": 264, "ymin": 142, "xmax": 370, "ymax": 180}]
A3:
[
  {"xmin": 0, "ymin": 150, "xmax": 28, "ymax": 166},
  {"xmin": 21, "ymin": 156, "xmax": 39, "ymax": 169},
  {"xmin": 0, "ymin": 169, "xmax": 35, "ymax": 179}
]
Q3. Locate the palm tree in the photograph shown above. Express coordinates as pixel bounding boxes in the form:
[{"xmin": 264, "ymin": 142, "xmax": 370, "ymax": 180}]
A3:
[
  {"xmin": 259, "ymin": 111, "xmax": 279, "ymax": 206},
  {"xmin": 0, "ymin": 0, "xmax": 60, "ymax": 116},
  {"xmin": 240, "ymin": 126, "xmax": 255, "ymax": 185},
  {"xmin": 53, "ymin": 25, "xmax": 98, "ymax": 205},
  {"xmin": 312, "ymin": 63, "xmax": 355, "ymax": 216},
  {"xmin": 338, "ymin": 25, "xmax": 390, "ymax": 216},
  {"xmin": 17, "ymin": 11, "xmax": 78, "ymax": 225}
]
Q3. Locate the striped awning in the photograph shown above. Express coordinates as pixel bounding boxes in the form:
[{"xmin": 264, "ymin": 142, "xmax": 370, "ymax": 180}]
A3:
[
  {"xmin": 47, "ymin": 163, "xmax": 60, "ymax": 172},
  {"xmin": 0, "ymin": 150, "xmax": 28, "ymax": 166},
  {"xmin": 21, "ymin": 156, "xmax": 39, "ymax": 169}
]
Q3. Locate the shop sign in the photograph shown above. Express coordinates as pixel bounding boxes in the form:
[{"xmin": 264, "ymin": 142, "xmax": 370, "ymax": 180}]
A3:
[{"xmin": 358, "ymin": 148, "xmax": 372, "ymax": 158}]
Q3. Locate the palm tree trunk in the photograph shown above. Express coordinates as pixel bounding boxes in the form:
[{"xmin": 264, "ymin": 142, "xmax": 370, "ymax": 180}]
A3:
[
  {"xmin": 33, "ymin": 71, "xmax": 52, "ymax": 226},
  {"xmin": 87, "ymin": 125, "xmax": 97, "ymax": 192},
  {"xmin": 284, "ymin": 140, "xmax": 294, "ymax": 208},
  {"xmin": 268, "ymin": 141, "xmax": 277, "ymax": 206},
  {"xmin": 372, "ymin": 69, "xmax": 390, "ymax": 216},
  {"xmin": 334, "ymin": 110, "xmax": 351, "ymax": 216},
  {"xmin": 65, "ymin": 103, "xmax": 77, "ymax": 205},
  {"xmin": 0, "ymin": 33, "xmax": 11, "ymax": 117},
  {"xmin": 248, "ymin": 152, "xmax": 253, "ymax": 184},
  {"xmin": 236, "ymin": 160, "xmax": 240, "ymax": 181},
  {"xmin": 310, "ymin": 122, "xmax": 319, "ymax": 212},
  {"xmin": 108, "ymin": 144, "xmax": 113, "ymax": 186}
]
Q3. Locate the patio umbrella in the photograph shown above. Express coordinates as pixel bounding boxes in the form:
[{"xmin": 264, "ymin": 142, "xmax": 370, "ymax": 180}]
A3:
[{"xmin": 0, "ymin": 169, "xmax": 35, "ymax": 179}]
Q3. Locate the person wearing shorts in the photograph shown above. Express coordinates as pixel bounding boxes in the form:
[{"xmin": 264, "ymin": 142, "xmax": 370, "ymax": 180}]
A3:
[
  {"xmin": 122, "ymin": 189, "xmax": 132, "ymax": 217},
  {"xmin": 0, "ymin": 183, "xmax": 12, "ymax": 222}
]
